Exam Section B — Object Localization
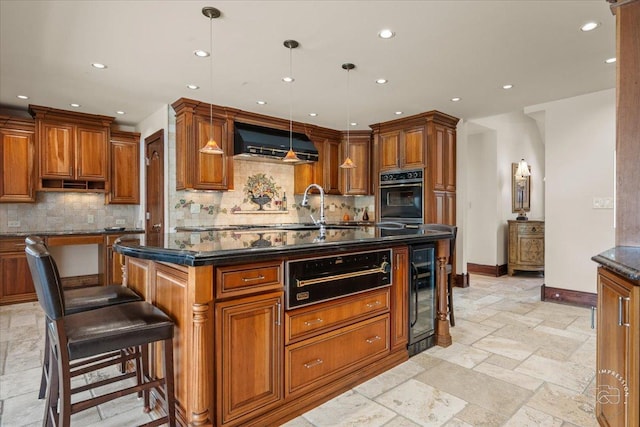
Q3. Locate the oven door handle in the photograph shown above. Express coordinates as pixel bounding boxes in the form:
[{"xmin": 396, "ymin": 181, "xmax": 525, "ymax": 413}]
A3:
[
  {"xmin": 410, "ymin": 261, "xmax": 419, "ymax": 328},
  {"xmin": 296, "ymin": 266, "xmax": 387, "ymax": 288}
]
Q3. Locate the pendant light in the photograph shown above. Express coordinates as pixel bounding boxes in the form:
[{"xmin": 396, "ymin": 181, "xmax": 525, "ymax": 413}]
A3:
[
  {"xmin": 340, "ymin": 63, "xmax": 356, "ymax": 169},
  {"xmin": 199, "ymin": 6, "xmax": 224, "ymax": 155},
  {"xmin": 282, "ymin": 39, "xmax": 300, "ymax": 163}
]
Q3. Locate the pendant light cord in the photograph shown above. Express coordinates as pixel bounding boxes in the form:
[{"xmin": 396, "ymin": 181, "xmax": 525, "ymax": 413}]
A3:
[
  {"xmin": 346, "ymin": 66, "xmax": 350, "ymax": 151},
  {"xmin": 209, "ymin": 15, "xmax": 214, "ymax": 139},
  {"xmin": 289, "ymin": 45, "xmax": 293, "ymax": 151}
]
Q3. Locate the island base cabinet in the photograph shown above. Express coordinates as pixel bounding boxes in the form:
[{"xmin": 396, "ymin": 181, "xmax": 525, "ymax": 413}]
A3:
[
  {"xmin": 285, "ymin": 315, "xmax": 390, "ymax": 397},
  {"xmin": 215, "ymin": 292, "xmax": 284, "ymax": 426},
  {"xmin": 596, "ymin": 267, "xmax": 639, "ymax": 427}
]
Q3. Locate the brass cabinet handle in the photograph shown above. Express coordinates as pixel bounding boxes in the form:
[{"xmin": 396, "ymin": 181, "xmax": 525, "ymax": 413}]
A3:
[
  {"xmin": 303, "ymin": 358, "xmax": 324, "ymax": 369},
  {"xmin": 242, "ymin": 274, "xmax": 265, "ymax": 282},
  {"xmin": 365, "ymin": 335, "xmax": 381, "ymax": 344},
  {"xmin": 296, "ymin": 266, "xmax": 387, "ymax": 288},
  {"xmin": 303, "ymin": 318, "xmax": 324, "ymax": 326}
]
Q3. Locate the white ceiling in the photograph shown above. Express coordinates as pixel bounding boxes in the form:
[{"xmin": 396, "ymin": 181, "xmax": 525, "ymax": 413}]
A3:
[{"xmin": 0, "ymin": 1, "xmax": 616, "ymax": 130}]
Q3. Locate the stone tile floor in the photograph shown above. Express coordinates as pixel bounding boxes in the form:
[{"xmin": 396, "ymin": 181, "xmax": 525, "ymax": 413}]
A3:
[{"xmin": 0, "ymin": 273, "xmax": 597, "ymax": 426}]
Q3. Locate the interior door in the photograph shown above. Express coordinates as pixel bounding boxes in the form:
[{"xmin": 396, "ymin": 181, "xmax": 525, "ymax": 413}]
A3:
[{"xmin": 145, "ymin": 130, "xmax": 164, "ymax": 243}]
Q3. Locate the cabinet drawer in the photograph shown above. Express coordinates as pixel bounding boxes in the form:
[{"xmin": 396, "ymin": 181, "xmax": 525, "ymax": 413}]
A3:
[
  {"xmin": 286, "ymin": 288, "xmax": 390, "ymax": 343},
  {"xmin": 216, "ymin": 261, "xmax": 283, "ymax": 298},
  {"xmin": 47, "ymin": 235, "xmax": 102, "ymax": 246},
  {"xmin": 516, "ymin": 223, "xmax": 544, "ymax": 235},
  {"xmin": 285, "ymin": 315, "xmax": 389, "ymax": 396},
  {"xmin": 0, "ymin": 238, "xmax": 28, "ymax": 253}
]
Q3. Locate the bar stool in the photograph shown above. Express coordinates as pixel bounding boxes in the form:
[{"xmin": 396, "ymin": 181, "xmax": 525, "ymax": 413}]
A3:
[
  {"xmin": 25, "ymin": 236, "xmax": 143, "ymax": 399},
  {"xmin": 25, "ymin": 242, "xmax": 176, "ymax": 427},
  {"xmin": 423, "ymin": 224, "xmax": 457, "ymax": 326}
]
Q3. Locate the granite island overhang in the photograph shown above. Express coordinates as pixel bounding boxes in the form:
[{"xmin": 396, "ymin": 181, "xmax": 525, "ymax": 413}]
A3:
[{"xmin": 113, "ymin": 225, "xmax": 454, "ymax": 427}]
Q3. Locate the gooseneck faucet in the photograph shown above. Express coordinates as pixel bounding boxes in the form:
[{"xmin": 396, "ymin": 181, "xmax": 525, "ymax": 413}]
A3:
[{"xmin": 301, "ymin": 184, "xmax": 326, "ymax": 225}]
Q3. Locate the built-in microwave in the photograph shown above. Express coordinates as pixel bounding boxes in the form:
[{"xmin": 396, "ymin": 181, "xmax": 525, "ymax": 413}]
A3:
[{"xmin": 379, "ymin": 170, "xmax": 423, "ymax": 224}]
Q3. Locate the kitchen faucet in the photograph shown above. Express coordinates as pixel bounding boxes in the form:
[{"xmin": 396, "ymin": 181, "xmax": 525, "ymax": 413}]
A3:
[{"xmin": 301, "ymin": 184, "xmax": 326, "ymax": 225}]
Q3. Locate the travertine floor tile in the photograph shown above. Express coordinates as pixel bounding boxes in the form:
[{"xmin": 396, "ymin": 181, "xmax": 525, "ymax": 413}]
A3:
[
  {"xmin": 526, "ymin": 383, "xmax": 598, "ymax": 426},
  {"xmin": 454, "ymin": 403, "xmax": 508, "ymax": 426},
  {"xmin": 515, "ymin": 354, "xmax": 594, "ymax": 394},
  {"xmin": 426, "ymin": 342, "xmax": 490, "ymax": 369},
  {"xmin": 355, "ymin": 359, "xmax": 425, "ymax": 399},
  {"xmin": 302, "ymin": 389, "xmax": 396, "ymax": 426},
  {"xmin": 472, "ymin": 335, "xmax": 536, "ymax": 361},
  {"xmin": 504, "ymin": 405, "xmax": 565, "ymax": 426}
]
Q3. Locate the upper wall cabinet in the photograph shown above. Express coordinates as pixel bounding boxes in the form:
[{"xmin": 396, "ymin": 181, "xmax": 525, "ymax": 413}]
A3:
[
  {"xmin": 294, "ymin": 126, "xmax": 342, "ymax": 195},
  {"xmin": 108, "ymin": 129, "xmax": 140, "ymax": 204},
  {"xmin": 29, "ymin": 105, "xmax": 114, "ymax": 192},
  {"xmin": 0, "ymin": 115, "xmax": 36, "ymax": 203},
  {"xmin": 340, "ymin": 131, "xmax": 371, "ymax": 196},
  {"xmin": 172, "ymin": 98, "xmax": 235, "ymax": 191},
  {"xmin": 377, "ymin": 126, "xmax": 424, "ymax": 172}
]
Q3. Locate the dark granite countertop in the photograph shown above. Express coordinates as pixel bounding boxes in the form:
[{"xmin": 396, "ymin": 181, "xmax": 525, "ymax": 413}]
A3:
[
  {"xmin": 0, "ymin": 228, "xmax": 144, "ymax": 238},
  {"xmin": 592, "ymin": 246, "xmax": 640, "ymax": 283},
  {"xmin": 114, "ymin": 225, "xmax": 453, "ymax": 267}
]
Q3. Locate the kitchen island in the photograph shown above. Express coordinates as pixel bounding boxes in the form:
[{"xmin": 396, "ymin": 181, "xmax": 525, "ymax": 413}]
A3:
[{"xmin": 114, "ymin": 224, "xmax": 453, "ymax": 427}]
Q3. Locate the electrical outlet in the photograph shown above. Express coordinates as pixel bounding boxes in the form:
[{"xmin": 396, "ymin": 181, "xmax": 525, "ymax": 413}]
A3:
[
  {"xmin": 87, "ymin": 214, "xmax": 95, "ymax": 224},
  {"xmin": 329, "ymin": 203, "xmax": 336, "ymax": 212},
  {"xmin": 115, "ymin": 219, "xmax": 126, "ymax": 225},
  {"xmin": 8, "ymin": 220, "xmax": 20, "ymax": 227},
  {"xmin": 190, "ymin": 203, "xmax": 201, "ymax": 214}
]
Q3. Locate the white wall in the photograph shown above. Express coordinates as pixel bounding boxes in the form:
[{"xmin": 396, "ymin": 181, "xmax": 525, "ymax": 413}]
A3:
[
  {"xmin": 462, "ymin": 111, "xmax": 545, "ymax": 266},
  {"xmin": 527, "ymin": 89, "xmax": 615, "ymax": 293}
]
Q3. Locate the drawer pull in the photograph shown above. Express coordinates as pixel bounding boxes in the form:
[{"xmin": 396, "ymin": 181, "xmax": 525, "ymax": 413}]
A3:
[
  {"xmin": 618, "ymin": 296, "xmax": 631, "ymax": 327},
  {"xmin": 366, "ymin": 335, "xmax": 381, "ymax": 344},
  {"xmin": 303, "ymin": 358, "xmax": 324, "ymax": 369},
  {"xmin": 241, "ymin": 274, "xmax": 265, "ymax": 282},
  {"xmin": 303, "ymin": 318, "xmax": 324, "ymax": 326},
  {"xmin": 365, "ymin": 301, "xmax": 381, "ymax": 309}
]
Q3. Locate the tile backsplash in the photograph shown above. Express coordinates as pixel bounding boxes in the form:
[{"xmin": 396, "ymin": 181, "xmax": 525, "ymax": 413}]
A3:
[{"xmin": 0, "ymin": 193, "xmax": 138, "ymax": 233}]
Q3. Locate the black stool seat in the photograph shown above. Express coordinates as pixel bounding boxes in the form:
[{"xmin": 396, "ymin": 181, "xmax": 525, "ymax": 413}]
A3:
[
  {"xmin": 64, "ymin": 285, "xmax": 142, "ymax": 315},
  {"xmin": 65, "ymin": 301, "xmax": 173, "ymax": 360}
]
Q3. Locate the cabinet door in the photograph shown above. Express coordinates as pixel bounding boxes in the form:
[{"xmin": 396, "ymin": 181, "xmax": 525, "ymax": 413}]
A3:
[
  {"xmin": 40, "ymin": 121, "xmax": 74, "ymax": 179},
  {"xmin": 0, "ymin": 126, "xmax": 35, "ymax": 202},
  {"xmin": 109, "ymin": 136, "xmax": 140, "ymax": 204},
  {"xmin": 216, "ymin": 292, "xmax": 283, "ymax": 425},
  {"xmin": 445, "ymin": 127, "xmax": 456, "ymax": 191},
  {"xmin": 341, "ymin": 136, "xmax": 370, "ymax": 195},
  {"xmin": 0, "ymin": 252, "xmax": 36, "ymax": 304},
  {"xmin": 379, "ymin": 131, "xmax": 400, "ymax": 171},
  {"xmin": 323, "ymin": 138, "xmax": 341, "ymax": 194},
  {"xmin": 194, "ymin": 115, "xmax": 228, "ymax": 190},
  {"xmin": 402, "ymin": 127, "xmax": 424, "ymax": 169},
  {"xmin": 76, "ymin": 126, "xmax": 108, "ymax": 180},
  {"xmin": 391, "ymin": 247, "xmax": 409, "ymax": 352},
  {"xmin": 433, "ymin": 125, "xmax": 456, "ymax": 192},
  {"xmin": 596, "ymin": 269, "xmax": 639, "ymax": 426}
]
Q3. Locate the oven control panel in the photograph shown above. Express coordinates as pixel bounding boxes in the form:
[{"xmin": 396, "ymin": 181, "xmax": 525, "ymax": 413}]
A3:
[{"xmin": 380, "ymin": 170, "xmax": 423, "ymax": 183}]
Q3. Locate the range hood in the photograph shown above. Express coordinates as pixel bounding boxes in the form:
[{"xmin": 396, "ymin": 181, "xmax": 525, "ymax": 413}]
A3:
[{"xmin": 233, "ymin": 122, "xmax": 318, "ymax": 163}]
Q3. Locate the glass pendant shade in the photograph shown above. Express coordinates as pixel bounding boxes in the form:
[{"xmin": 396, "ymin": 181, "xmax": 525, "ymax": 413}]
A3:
[
  {"xmin": 200, "ymin": 7, "xmax": 223, "ymax": 155},
  {"xmin": 340, "ymin": 156, "xmax": 356, "ymax": 169},
  {"xmin": 283, "ymin": 148, "xmax": 299, "ymax": 162}
]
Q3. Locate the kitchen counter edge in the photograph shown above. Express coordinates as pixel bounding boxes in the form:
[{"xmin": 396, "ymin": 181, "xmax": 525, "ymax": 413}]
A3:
[{"xmin": 592, "ymin": 246, "xmax": 640, "ymax": 283}]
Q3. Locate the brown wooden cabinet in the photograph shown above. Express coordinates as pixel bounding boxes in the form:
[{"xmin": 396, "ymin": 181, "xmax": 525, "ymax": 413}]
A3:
[
  {"xmin": 0, "ymin": 115, "xmax": 36, "ymax": 202},
  {"xmin": 390, "ymin": 246, "xmax": 409, "ymax": 352},
  {"xmin": 108, "ymin": 130, "xmax": 140, "ymax": 204},
  {"xmin": 172, "ymin": 98, "xmax": 234, "ymax": 191},
  {"xmin": 0, "ymin": 238, "xmax": 36, "ymax": 305},
  {"xmin": 29, "ymin": 105, "xmax": 114, "ymax": 192},
  {"xmin": 215, "ymin": 292, "xmax": 283, "ymax": 426},
  {"xmin": 371, "ymin": 111, "xmax": 459, "ymax": 224},
  {"xmin": 340, "ymin": 131, "xmax": 371, "ymax": 195},
  {"xmin": 596, "ymin": 266, "xmax": 639, "ymax": 427},
  {"xmin": 294, "ymin": 127, "xmax": 343, "ymax": 195},
  {"xmin": 508, "ymin": 220, "xmax": 544, "ymax": 276}
]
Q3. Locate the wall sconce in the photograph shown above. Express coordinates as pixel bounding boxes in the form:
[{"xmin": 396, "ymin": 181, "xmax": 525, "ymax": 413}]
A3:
[{"xmin": 514, "ymin": 159, "xmax": 531, "ymax": 220}]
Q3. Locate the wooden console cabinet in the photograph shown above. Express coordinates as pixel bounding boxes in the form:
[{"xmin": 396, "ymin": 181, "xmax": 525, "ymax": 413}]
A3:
[
  {"xmin": 508, "ymin": 220, "xmax": 544, "ymax": 276},
  {"xmin": 596, "ymin": 266, "xmax": 639, "ymax": 426}
]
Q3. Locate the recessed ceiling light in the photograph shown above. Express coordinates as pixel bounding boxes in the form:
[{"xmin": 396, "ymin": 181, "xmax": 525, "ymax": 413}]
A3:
[
  {"xmin": 17, "ymin": 95, "xmax": 29, "ymax": 100},
  {"xmin": 376, "ymin": 78, "xmax": 388, "ymax": 84},
  {"xmin": 451, "ymin": 97, "xmax": 461, "ymax": 102},
  {"xmin": 193, "ymin": 49, "xmax": 210, "ymax": 57},
  {"xmin": 70, "ymin": 103, "xmax": 81, "ymax": 108},
  {"xmin": 309, "ymin": 113, "xmax": 318, "ymax": 117},
  {"xmin": 378, "ymin": 29, "xmax": 395, "ymax": 39},
  {"xmin": 282, "ymin": 76, "xmax": 294, "ymax": 83},
  {"xmin": 580, "ymin": 21, "xmax": 600, "ymax": 32},
  {"xmin": 605, "ymin": 57, "xmax": 617, "ymax": 64},
  {"xmin": 186, "ymin": 84, "xmax": 199, "ymax": 90},
  {"xmin": 502, "ymin": 84, "xmax": 514, "ymax": 90},
  {"xmin": 91, "ymin": 63, "xmax": 107, "ymax": 69},
  {"xmin": 256, "ymin": 100, "xmax": 267, "ymax": 105},
  {"xmin": 116, "ymin": 111, "xmax": 126, "ymax": 115},
  {"xmin": 394, "ymin": 111, "xmax": 403, "ymax": 115},
  {"xmin": 350, "ymin": 122, "xmax": 357, "ymax": 126}
]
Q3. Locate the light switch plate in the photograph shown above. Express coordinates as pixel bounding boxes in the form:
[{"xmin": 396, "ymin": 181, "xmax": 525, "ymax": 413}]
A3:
[
  {"xmin": 87, "ymin": 214, "xmax": 95, "ymax": 223},
  {"xmin": 115, "ymin": 219, "xmax": 126, "ymax": 225},
  {"xmin": 190, "ymin": 203, "xmax": 201, "ymax": 214},
  {"xmin": 8, "ymin": 220, "xmax": 20, "ymax": 227}
]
